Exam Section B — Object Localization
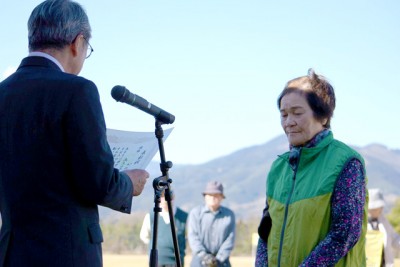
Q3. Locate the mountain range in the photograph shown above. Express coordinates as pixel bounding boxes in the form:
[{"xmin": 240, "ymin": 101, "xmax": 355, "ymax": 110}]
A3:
[{"xmin": 100, "ymin": 134, "xmax": 400, "ymax": 220}]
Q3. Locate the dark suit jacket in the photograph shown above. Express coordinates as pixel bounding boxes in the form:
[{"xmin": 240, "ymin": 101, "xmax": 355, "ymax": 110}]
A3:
[{"xmin": 0, "ymin": 56, "xmax": 133, "ymax": 267}]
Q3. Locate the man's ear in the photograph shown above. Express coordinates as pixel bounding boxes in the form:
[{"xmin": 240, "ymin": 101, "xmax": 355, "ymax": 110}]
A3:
[
  {"xmin": 70, "ymin": 42, "xmax": 78, "ymax": 57},
  {"xmin": 70, "ymin": 35, "xmax": 82, "ymax": 57}
]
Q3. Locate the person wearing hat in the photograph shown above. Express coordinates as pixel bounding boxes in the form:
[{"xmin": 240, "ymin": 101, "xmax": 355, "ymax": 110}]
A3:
[
  {"xmin": 187, "ymin": 181, "xmax": 236, "ymax": 267},
  {"xmin": 140, "ymin": 190, "xmax": 188, "ymax": 267},
  {"xmin": 366, "ymin": 188, "xmax": 400, "ymax": 267}
]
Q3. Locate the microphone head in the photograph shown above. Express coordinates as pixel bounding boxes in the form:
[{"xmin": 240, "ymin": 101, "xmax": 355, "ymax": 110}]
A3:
[{"xmin": 111, "ymin": 85, "xmax": 128, "ymax": 102}]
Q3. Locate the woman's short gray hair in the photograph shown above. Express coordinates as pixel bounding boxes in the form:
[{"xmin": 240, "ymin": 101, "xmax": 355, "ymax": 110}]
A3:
[{"xmin": 28, "ymin": 0, "xmax": 91, "ymax": 51}]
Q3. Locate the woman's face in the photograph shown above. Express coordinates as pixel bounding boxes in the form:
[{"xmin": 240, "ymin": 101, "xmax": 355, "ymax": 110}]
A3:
[{"xmin": 280, "ymin": 92, "xmax": 325, "ymax": 146}]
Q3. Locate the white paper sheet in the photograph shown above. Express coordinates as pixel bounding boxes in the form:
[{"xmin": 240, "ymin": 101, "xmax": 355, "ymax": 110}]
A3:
[{"xmin": 106, "ymin": 127, "xmax": 173, "ymax": 170}]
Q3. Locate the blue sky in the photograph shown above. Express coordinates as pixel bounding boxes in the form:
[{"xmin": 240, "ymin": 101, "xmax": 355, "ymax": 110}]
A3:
[{"xmin": 1, "ymin": 0, "xmax": 399, "ymax": 164}]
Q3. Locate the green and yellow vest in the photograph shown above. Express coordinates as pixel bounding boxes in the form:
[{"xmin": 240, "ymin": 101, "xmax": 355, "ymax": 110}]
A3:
[{"xmin": 267, "ymin": 133, "xmax": 368, "ymax": 267}]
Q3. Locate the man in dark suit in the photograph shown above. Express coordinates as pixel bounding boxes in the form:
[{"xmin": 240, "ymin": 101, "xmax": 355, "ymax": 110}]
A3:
[{"xmin": 0, "ymin": 0, "xmax": 149, "ymax": 266}]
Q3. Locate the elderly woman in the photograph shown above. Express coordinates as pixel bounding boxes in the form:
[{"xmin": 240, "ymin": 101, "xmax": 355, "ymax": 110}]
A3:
[{"xmin": 255, "ymin": 69, "xmax": 368, "ymax": 266}]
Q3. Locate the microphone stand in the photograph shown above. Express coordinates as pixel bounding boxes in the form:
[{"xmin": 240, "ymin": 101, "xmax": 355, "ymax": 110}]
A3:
[{"xmin": 149, "ymin": 119, "xmax": 182, "ymax": 267}]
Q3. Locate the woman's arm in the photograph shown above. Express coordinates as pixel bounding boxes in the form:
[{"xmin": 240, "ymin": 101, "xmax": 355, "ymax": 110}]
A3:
[
  {"xmin": 300, "ymin": 158, "xmax": 366, "ymax": 266},
  {"xmin": 255, "ymin": 238, "xmax": 268, "ymax": 267}
]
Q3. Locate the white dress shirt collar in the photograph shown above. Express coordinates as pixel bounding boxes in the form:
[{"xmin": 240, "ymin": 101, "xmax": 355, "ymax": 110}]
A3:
[{"xmin": 28, "ymin": 51, "xmax": 65, "ymax": 72}]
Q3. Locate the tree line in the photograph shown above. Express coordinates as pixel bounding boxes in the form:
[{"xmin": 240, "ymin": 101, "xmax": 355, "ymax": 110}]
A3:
[{"xmin": 100, "ymin": 214, "xmax": 260, "ymax": 256}]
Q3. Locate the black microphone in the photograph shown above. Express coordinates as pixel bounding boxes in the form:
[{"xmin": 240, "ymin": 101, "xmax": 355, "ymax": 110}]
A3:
[{"xmin": 111, "ymin": 85, "xmax": 175, "ymax": 124}]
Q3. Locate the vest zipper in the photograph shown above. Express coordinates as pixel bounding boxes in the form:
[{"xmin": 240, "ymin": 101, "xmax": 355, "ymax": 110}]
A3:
[{"xmin": 277, "ymin": 148, "xmax": 301, "ymax": 267}]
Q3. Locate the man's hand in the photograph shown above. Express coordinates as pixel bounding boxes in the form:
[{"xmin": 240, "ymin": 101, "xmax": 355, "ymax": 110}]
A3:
[
  {"xmin": 201, "ymin": 254, "xmax": 217, "ymax": 267},
  {"xmin": 123, "ymin": 169, "xmax": 149, "ymax": 196}
]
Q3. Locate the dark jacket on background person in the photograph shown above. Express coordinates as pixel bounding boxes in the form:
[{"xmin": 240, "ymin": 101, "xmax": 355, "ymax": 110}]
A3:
[{"xmin": 149, "ymin": 207, "xmax": 188, "ymax": 266}]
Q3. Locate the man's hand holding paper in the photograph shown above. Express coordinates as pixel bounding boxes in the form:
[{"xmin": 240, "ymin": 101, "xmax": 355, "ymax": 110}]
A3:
[{"xmin": 124, "ymin": 169, "xmax": 150, "ymax": 196}]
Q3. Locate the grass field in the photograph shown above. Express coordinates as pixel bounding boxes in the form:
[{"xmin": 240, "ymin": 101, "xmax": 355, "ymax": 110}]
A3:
[
  {"xmin": 103, "ymin": 254, "xmax": 254, "ymax": 267},
  {"xmin": 104, "ymin": 254, "xmax": 400, "ymax": 267}
]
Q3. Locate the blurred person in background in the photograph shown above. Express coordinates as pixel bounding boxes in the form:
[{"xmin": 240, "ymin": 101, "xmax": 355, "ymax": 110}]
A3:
[
  {"xmin": 140, "ymin": 190, "xmax": 188, "ymax": 267},
  {"xmin": 366, "ymin": 188, "xmax": 400, "ymax": 267},
  {"xmin": 256, "ymin": 69, "xmax": 368, "ymax": 266},
  {"xmin": 188, "ymin": 181, "xmax": 235, "ymax": 267}
]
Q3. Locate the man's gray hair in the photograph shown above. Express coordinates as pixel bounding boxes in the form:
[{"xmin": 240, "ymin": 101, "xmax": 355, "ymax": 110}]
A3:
[{"xmin": 28, "ymin": 0, "xmax": 91, "ymax": 51}]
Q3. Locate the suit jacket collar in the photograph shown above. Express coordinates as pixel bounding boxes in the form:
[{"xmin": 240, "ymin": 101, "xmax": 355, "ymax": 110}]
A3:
[{"xmin": 18, "ymin": 56, "xmax": 63, "ymax": 72}]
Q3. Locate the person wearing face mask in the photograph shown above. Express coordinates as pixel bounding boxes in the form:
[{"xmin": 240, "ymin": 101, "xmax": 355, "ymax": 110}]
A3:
[
  {"xmin": 188, "ymin": 181, "xmax": 236, "ymax": 267},
  {"xmin": 255, "ymin": 69, "xmax": 368, "ymax": 267}
]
